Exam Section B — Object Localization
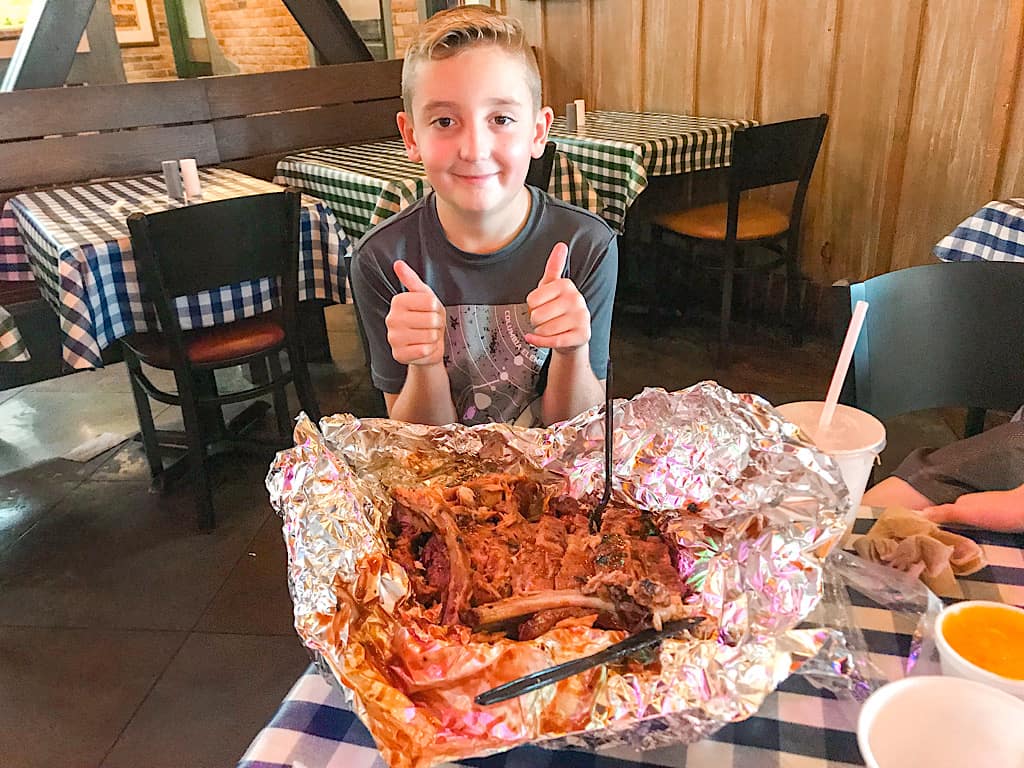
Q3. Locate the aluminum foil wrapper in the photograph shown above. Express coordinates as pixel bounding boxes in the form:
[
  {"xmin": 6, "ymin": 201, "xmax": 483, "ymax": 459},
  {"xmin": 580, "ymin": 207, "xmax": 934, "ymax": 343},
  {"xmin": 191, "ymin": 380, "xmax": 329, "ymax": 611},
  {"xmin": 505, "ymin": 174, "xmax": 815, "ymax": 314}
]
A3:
[{"xmin": 267, "ymin": 382, "xmax": 851, "ymax": 768}]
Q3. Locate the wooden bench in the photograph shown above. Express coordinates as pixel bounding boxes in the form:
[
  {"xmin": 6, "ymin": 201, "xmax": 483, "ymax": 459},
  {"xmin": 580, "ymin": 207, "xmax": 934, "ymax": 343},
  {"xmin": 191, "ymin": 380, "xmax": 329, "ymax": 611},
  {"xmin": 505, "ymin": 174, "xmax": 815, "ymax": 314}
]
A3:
[{"xmin": 0, "ymin": 59, "xmax": 403, "ymax": 389}]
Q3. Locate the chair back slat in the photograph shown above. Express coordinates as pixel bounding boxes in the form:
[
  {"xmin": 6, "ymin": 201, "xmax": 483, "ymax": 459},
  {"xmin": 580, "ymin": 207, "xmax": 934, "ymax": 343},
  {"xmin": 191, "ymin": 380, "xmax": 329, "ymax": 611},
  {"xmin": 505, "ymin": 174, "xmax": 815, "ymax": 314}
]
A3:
[
  {"xmin": 841, "ymin": 262, "xmax": 1024, "ymax": 420},
  {"xmin": 127, "ymin": 191, "xmax": 301, "ymax": 344},
  {"xmin": 526, "ymin": 141, "xmax": 557, "ymax": 190},
  {"xmin": 729, "ymin": 115, "xmax": 829, "ymax": 194}
]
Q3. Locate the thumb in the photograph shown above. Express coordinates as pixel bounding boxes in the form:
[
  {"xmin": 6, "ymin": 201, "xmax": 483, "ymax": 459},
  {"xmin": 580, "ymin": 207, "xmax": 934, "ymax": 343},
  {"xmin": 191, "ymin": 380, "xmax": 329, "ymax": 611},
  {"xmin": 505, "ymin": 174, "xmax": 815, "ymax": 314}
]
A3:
[
  {"xmin": 539, "ymin": 242, "xmax": 569, "ymax": 286},
  {"xmin": 394, "ymin": 260, "xmax": 433, "ymax": 294}
]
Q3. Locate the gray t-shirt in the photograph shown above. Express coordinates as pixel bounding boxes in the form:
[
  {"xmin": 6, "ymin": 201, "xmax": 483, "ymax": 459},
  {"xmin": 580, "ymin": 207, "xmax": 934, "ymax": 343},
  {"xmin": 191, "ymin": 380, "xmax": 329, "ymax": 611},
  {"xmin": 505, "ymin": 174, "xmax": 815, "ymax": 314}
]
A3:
[{"xmin": 350, "ymin": 186, "xmax": 617, "ymax": 426}]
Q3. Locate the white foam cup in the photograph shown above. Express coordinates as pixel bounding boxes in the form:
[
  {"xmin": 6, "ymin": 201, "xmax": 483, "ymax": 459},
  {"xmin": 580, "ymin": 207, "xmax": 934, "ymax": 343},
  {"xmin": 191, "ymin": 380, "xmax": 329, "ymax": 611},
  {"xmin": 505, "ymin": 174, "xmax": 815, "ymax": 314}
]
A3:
[
  {"xmin": 776, "ymin": 401, "xmax": 886, "ymax": 526},
  {"xmin": 857, "ymin": 676, "xmax": 1024, "ymax": 768}
]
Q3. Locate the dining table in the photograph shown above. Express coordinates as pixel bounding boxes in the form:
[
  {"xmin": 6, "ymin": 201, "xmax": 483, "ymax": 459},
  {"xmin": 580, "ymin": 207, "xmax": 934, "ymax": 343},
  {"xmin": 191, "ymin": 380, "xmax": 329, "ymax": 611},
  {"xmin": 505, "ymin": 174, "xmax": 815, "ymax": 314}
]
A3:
[
  {"xmin": 274, "ymin": 138, "xmax": 602, "ymax": 241},
  {"xmin": 0, "ymin": 168, "xmax": 352, "ymax": 370},
  {"xmin": 237, "ymin": 506, "xmax": 1024, "ymax": 768},
  {"xmin": 548, "ymin": 110, "xmax": 756, "ymax": 233},
  {"xmin": 933, "ymin": 198, "xmax": 1024, "ymax": 263}
]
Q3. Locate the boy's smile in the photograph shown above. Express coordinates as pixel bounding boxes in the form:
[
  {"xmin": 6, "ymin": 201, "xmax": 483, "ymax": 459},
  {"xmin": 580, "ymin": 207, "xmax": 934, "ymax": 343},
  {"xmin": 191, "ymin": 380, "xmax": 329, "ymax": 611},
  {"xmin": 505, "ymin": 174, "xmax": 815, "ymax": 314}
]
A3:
[{"xmin": 398, "ymin": 45, "xmax": 553, "ymax": 251}]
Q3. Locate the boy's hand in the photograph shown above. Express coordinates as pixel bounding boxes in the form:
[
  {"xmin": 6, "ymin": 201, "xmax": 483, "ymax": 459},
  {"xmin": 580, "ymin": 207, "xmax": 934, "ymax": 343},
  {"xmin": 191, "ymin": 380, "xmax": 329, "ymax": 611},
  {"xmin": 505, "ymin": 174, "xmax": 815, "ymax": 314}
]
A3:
[
  {"xmin": 525, "ymin": 242, "xmax": 591, "ymax": 353},
  {"xmin": 387, "ymin": 260, "xmax": 445, "ymax": 366}
]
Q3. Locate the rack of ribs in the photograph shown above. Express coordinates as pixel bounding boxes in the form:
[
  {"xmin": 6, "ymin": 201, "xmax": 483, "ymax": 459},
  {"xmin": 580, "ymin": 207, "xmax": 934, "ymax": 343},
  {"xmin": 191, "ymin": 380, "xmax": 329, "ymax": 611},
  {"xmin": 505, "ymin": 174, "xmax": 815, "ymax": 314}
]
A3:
[{"xmin": 387, "ymin": 473, "xmax": 691, "ymax": 640}]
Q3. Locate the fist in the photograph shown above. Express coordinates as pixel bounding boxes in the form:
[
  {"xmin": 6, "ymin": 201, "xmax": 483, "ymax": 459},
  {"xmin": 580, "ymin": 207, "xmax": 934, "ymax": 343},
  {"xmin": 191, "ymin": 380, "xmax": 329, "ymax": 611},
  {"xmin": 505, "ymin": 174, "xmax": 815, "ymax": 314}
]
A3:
[
  {"xmin": 524, "ymin": 242, "xmax": 591, "ymax": 353},
  {"xmin": 386, "ymin": 260, "xmax": 445, "ymax": 366}
]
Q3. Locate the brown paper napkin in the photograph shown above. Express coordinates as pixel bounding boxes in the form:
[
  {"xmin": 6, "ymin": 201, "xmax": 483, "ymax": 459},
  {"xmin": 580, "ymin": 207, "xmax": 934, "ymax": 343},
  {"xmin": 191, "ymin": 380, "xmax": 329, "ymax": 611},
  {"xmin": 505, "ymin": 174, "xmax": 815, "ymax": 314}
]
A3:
[{"xmin": 853, "ymin": 507, "xmax": 986, "ymax": 594}]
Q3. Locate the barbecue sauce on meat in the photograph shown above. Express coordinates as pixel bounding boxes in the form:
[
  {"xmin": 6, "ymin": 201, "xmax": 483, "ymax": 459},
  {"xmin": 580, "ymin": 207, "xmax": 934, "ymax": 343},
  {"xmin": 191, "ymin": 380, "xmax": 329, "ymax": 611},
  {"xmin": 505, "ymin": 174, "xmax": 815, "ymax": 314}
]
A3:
[{"xmin": 388, "ymin": 474, "xmax": 692, "ymax": 640}]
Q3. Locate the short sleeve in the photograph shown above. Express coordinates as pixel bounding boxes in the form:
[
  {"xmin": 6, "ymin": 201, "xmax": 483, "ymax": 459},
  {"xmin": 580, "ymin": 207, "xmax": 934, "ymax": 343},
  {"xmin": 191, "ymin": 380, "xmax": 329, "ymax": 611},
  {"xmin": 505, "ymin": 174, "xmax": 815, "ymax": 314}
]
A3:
[{"xmin": 349, "ymin": 245, "xmax": 407, "ymax": 394}]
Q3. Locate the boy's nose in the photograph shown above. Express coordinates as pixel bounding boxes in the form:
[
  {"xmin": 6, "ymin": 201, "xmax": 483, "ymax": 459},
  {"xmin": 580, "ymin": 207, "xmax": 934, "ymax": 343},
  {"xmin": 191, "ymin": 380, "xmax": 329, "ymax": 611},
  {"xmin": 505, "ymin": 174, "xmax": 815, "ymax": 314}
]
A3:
[{"xmin": 459, "ymin": 124, "xmax": 492, "ymax": 162}]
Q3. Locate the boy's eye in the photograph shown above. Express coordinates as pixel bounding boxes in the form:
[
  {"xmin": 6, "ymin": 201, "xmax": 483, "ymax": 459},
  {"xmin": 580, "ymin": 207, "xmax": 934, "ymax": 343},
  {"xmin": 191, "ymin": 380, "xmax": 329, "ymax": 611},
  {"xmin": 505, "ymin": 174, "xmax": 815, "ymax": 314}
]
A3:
[
  {"xmin": 494, "ymin": 115, "xmax": 516, "ymax": 126},
  {"xmin": 432, "ymin": 117, "xmax": 454, "ymax": 128}
]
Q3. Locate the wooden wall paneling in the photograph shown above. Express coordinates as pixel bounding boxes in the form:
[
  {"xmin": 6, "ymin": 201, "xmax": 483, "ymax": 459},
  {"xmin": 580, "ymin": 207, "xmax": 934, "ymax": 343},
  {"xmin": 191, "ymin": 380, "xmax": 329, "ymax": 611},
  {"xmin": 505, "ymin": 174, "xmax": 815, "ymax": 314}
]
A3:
[
  {"xmin": 696, "ymin": 0, "xmax": 765, "ymax": 119},
  {"xmin": 758, "ymin": 0, "xmax": 837, "ymax": 122},
  {"xmin": 0, "ymin": 126, "xmax": 220, "ymax": 193},
  {"xmin": 988, "ymin": 0, "xmax": 1024, "ymax": 199},
  {"xmin": 891, "ymin": 0, "xmax": 1011, "ymax": 271},
  {"xmin": 1, "ymin": 80, "xmax": 210, "ymax": 141},
  {"xmin": 203, "ymin": 60, "xmax": 404, "ymax": 119},
  {"xmin": 590, "ymin": 0, "xmax": 643, "ymax": 111},
  {"xmin": 641, "ymin": 0, "xmax": 701, "ymax": 114},
  {"xmin": 758, "ymin": 0, "xmax": 838, "ymax": 261},
  {"xmin": 541, "ymin": 0, "xmax": 592, "ymax": 113},
  {"xmin": 505, "ymin": 0, "xmax": 546, "ymax": 100},
  {"xmin": 806, "ymin": 0, "xmax": 925, "ymax": 283},
  {"xmin": 213, "ymin": 99, "xmax": 403, "ymax": 162}
]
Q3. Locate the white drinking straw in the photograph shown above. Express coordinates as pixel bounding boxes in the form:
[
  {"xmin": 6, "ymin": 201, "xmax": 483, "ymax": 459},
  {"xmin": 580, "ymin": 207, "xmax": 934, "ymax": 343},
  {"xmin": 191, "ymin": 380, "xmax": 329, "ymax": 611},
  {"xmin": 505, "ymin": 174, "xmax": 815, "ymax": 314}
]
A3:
[{"xmin": 818, "ymin": 300, "xmax": 869, "ymax": 432}]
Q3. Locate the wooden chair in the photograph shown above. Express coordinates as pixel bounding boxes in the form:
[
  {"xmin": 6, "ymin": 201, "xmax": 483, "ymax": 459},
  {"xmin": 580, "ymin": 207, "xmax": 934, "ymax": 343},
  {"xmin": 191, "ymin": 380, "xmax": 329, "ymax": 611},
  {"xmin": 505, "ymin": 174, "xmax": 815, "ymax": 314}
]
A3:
[
  {"xmin": 833, "ymin": 262, "xmax": 1024, "ymax": 438},
  {"xmin": 651, "ymin": 114, "xmax": 829, "ymax": 365},
  {"xmin": 526, "ymin": 141, "xmax": 558, "ymax": 191},
  {"xmin": 123, "ymin": 190, "xmax": 320, "ymax": 529}
]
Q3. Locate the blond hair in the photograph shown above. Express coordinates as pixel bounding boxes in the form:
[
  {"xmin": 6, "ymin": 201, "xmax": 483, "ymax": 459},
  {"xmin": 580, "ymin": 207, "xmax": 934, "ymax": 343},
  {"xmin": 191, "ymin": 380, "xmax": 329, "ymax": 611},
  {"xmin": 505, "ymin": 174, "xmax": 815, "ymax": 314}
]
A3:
[{"xmin": 401, "ymin": 6, "xmax": 542, "ymax": 115}]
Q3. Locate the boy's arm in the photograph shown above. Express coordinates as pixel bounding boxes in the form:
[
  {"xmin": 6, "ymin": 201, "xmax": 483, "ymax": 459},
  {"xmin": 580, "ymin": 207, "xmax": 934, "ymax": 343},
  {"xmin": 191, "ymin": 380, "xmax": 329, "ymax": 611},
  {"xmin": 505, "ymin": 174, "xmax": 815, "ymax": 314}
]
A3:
[
  {"xmin": 383, "ymin": 363, "xmax": 457, "ymax": 425},
  {"xmin": 351, "ymin": 252, "xmax": 457, "ymax": 425},
  {"xmin": 382, "ymin": 260, "xmax": 457, "ymax": 425},
  {"xmin": 527, "ymin": 240, "xmax": 615, "ymax": 425},
  {"xmin": 541, "ymin": 345, "xmax": 606, "ymax": 426},
  {"xmin": 922, "ymin": 484, "xmax": 1024, "ymax": 533}
]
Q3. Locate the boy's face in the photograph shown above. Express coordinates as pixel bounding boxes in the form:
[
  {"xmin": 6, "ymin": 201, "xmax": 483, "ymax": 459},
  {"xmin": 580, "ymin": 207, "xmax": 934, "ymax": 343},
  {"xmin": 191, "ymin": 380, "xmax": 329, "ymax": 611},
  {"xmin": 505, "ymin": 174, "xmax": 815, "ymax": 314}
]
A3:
[{"xmin": 398, "ymin": 45, "xmax": 552, "ymax": 222}]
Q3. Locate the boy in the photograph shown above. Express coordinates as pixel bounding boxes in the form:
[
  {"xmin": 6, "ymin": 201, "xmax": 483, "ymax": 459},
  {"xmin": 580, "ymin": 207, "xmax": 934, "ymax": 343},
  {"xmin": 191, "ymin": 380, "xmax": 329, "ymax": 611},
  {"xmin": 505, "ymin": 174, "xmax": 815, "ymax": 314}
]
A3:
[{"xmin": 350, "ymin": 6, "xmax": 617, "ymax": 427}]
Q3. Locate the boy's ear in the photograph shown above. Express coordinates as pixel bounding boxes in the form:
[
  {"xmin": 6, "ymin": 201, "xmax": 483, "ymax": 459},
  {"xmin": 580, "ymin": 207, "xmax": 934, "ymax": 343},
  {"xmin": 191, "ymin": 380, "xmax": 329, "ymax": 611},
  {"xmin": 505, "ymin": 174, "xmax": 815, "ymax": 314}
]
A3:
[
  {"xmin": 397, "ymin": 112, "xmax": 422, "ymax": 163},
  {"xmin": 531, "ymin": 106, "xmax": 555, "ymax": 158}
]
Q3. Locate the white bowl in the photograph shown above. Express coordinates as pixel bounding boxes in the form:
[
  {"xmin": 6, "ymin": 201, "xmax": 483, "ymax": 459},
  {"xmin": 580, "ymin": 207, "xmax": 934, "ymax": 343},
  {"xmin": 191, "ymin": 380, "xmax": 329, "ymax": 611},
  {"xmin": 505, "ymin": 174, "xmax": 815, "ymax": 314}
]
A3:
[
  {"xmin": 935, "ymin": 600, "xmax": 1024, "ymax": 699},
  {"xmin": 857, "ymin": 675, "xmax": 1024, "ymax": 768}
]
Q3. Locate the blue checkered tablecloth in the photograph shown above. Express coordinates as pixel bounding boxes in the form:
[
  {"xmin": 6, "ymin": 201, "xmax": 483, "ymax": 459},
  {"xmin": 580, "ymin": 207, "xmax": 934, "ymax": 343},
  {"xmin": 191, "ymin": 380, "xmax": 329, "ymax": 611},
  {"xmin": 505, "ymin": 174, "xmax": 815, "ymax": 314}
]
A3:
[
  {"xmin": 274, "ymin": 138, "xmax": 603, "ymax": 241},
  {"xmin": 548, "ymin": 111, "xmax": 756, "ymax": 232},
  {"xmin": 933, "ymin": 199, "xmax": 1024, "ymax": 263},
  {"xmin": 237, "ymin": 507, "xmax": 1024, "ymax": 768},
  {"xmin": 0, "ymin": 169, "xmax": 351, "ymax": 369}
]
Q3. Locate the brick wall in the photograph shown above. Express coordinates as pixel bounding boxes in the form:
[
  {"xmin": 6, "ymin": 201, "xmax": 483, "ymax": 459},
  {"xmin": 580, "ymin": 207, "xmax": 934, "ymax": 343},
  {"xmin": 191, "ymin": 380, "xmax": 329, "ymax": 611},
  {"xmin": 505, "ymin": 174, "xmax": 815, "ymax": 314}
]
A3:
[
  {"xmin": 390, "ymin": 0, "xmax": 419, "ymax": 58},
  {"xmin": 120, "ymin": 1, "xmax": 177, "ymax": 81},
  {"xmin": 204, "ymin": 0, "xmax": 310, "ymax": 74}
]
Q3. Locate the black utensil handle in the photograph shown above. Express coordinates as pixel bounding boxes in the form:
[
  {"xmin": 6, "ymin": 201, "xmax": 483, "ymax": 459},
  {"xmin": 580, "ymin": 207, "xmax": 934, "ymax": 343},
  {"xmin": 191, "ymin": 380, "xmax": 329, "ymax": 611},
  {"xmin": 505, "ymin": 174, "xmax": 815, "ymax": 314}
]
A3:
[{"xmin": 475, "ymin": 617, "xmax": 702, "ymax": 706}]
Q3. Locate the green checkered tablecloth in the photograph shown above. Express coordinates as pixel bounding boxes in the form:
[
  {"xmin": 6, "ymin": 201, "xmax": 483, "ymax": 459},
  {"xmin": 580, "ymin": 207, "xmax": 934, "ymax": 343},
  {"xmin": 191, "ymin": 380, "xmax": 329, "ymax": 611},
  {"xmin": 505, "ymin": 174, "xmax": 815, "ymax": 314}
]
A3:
[
  {"xmin": 550, "ymin": 110, "xmax": 756, "ymax": 231},
  {"xmin": 274, "ymin": 138, "xmax": 603, "ymax": 241},
  {"xmin": 0, "ymin": 305, "xmax": 29, "ymax": 362}
]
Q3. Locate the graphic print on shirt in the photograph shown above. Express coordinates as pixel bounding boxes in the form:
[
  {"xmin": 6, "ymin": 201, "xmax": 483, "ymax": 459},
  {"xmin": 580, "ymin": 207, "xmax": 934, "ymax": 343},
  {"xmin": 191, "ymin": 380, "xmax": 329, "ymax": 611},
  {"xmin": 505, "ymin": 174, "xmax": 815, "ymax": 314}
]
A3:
[{"xmin": 444, "ymin": 303, "xmax": 549, "ymax": 425}]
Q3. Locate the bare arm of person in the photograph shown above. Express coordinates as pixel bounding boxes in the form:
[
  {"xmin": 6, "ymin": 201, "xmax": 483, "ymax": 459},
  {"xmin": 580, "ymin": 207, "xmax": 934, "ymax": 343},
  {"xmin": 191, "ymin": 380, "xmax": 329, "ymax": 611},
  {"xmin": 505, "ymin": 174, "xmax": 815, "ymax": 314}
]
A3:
[
  {"xmin": 525, "ymin": 243, "xmax": 606, "ymax": 425},
  {"xmin": 921, "ymin": 483, "xmax": 1024, "ymax": 533},
  {"xmin": 382, "ymin": 260, "xmax": 457, "ymax": 425}
]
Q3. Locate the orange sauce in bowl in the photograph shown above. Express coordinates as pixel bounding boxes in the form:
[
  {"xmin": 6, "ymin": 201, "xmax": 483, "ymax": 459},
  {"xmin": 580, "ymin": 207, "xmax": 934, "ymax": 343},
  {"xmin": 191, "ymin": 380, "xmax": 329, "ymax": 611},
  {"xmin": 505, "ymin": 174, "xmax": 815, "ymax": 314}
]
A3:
[{"xmin": 941, "ymin": 604, "xmax": 1024, "ymax": 680}]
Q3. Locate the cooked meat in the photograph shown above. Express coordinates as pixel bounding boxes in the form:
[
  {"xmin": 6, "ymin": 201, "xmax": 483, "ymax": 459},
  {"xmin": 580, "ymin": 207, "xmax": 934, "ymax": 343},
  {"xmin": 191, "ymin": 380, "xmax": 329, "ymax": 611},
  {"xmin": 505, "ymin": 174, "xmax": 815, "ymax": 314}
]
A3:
[
  {"xmin": 387, "ymin": 474, "xmax": 692, "ymax": 638},
  {"xmin": 465, "ymin": 590, "xmax": 616, "ymax": 628}
]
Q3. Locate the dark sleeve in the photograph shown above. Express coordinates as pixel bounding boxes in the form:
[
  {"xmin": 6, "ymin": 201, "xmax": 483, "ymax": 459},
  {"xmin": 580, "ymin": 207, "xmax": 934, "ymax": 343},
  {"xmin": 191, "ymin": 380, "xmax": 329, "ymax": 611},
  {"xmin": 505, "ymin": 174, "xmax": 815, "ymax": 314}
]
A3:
[
  {"xmin": 349, "ymin": 245, "xmax": 407, "ymax": 394},
  {"xmin": 578, "ymin": 233, "xmax": 618, "ymax": 380},
  {"xmin": 892, "ymin": 421, "xmax": 1024, "ymax": 504}
]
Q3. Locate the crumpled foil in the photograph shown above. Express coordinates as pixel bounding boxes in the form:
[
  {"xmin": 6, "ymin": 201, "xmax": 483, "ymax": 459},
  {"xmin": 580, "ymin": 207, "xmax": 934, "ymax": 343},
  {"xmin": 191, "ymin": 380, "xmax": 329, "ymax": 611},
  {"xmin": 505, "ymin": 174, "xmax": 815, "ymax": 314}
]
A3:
[{"xmin": 267, "ymin": 382, "xmax": 853, "ymax": 768}]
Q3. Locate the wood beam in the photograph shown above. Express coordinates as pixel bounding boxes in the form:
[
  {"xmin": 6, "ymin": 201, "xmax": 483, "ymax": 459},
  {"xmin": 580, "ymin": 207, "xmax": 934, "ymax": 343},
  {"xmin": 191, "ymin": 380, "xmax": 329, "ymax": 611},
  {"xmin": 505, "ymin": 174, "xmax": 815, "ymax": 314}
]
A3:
[
  {"xmin": 281, "ymin": 0, "xmax": 374, "ymax": 65},
  {"xmin": 1, "ymin": 0, "xmax": 96, "ymax": 92}
]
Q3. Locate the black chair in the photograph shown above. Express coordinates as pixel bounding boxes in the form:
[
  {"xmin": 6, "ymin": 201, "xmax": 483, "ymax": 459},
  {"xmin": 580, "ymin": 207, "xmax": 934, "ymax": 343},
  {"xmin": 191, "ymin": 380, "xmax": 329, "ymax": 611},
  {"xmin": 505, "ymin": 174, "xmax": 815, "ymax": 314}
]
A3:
[
  {"xmin": 833, "ymin": 262, "xmax": 1024, "ymax": 438},
  {"xmin": 526, "ymin": 141, "xmax": 558, "ymax": 191},
  {"xmin": 123, "ymin": 190, "xmax": 320, "ymax": 529},
  {"xmin": 651, "ymin": 114, "xmax": 829, "ymax": 364}
]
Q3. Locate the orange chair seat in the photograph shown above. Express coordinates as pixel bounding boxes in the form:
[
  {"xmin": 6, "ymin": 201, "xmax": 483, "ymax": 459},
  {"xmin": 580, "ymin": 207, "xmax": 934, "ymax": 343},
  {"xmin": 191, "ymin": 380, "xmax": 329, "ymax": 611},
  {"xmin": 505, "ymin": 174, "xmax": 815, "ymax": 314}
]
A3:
[
  {"xmin": 655, "ymin": 200, "xmax": 791, "ymax": 241},
  {"xmin": 124, "ymin": 314, "xmax": 285, "ymax": 369}
]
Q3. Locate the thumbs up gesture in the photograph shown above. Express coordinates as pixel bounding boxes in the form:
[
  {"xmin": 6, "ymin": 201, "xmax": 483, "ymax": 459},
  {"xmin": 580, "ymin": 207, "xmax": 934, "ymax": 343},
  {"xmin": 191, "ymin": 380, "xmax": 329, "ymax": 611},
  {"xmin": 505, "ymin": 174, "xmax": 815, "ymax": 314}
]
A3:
[
  {"xmin": 386, "ymin": 260, "xmax": 446, "ymax": 366},
  {"xmin": 525, "ymin": 242, "xmax": 591, "ymax": 352}
]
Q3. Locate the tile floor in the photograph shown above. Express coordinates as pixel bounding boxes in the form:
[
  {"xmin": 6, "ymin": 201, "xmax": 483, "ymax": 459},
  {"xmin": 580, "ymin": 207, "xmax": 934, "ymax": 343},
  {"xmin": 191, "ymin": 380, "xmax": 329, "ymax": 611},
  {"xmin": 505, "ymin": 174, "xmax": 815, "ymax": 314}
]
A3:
[{"xmin": 0, "ymin": 304, "xmax": 961, "ymax": 767}]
